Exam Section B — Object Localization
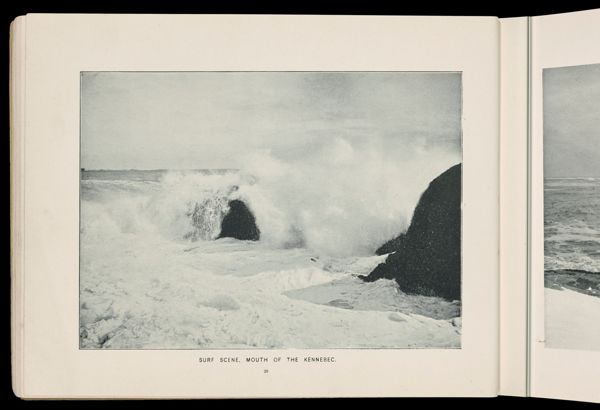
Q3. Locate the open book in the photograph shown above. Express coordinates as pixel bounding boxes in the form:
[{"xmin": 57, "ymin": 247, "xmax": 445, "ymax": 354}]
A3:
[{"xmin": 9, "ymin": 11, "xmax": 600, "ymax": 401}]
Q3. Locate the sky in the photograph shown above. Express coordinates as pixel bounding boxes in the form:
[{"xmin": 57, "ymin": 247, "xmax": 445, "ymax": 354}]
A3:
[
  {"xmin": 81, "ymin": 72, "xmax": 462, "ymax": 170},
  {"xmin": 544, "ymin": 64, "xmax": 600, "ymax": 178}
]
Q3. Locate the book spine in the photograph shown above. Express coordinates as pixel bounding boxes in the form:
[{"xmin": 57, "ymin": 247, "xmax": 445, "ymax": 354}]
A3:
[
  {"xmin": 498, "ymin": 16, "xmax": 530, "ymax": 398},
  {"xmin": 10, "ymin": 15, "xmax": 26, "ymax": 399}
]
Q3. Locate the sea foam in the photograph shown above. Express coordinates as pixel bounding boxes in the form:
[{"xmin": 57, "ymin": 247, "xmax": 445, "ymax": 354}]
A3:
[{"xmin": 81, "ymin": 137, "xmax": 459, "ymax": 257}]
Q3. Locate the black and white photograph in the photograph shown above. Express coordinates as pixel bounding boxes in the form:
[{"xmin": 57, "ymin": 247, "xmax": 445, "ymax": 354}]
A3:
[
  {"xmin": 543, "ymin": 64, "xmax": 600, "ymax": 350},
  {"xmin": 79, "ymin": 72, "xmax": 463, "ymax": 349}
]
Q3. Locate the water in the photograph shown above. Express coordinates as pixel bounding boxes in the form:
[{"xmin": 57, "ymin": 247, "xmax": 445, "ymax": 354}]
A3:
[
  {"xmin": 80, "ymin": 168, "xmax": 461, "ymax": 349},
  {"xmin": 544, "ymin": 178, "xmax": 600, "ymax": 273}
]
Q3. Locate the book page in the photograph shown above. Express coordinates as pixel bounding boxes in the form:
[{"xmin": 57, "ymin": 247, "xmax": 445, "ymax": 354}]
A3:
[
  {"xmin": 15, "ymin": 14, "xmax": 499, "ymax": 398},
  {"xmin": 530, "ymin": 9, "xmax": 600, "ymax": 403},
  {"xmin": 9, "ymin": 15, "xmax": 27, "ymax": 400}
]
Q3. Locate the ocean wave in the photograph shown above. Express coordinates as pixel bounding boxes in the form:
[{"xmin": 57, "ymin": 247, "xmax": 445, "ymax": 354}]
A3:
[
  {"xmin": 545, "ymin": 232, "xmax": 600, "ymax": 244},
  {"xmin": 81, "ymin": 138, "xmax": 460, "ymax": 256},
  {"xmin": 545, "ymin": 253, "xmax": 600, "ymax": 273},
  {"xmin": 544, "ymin": 182, "xmax": 600, "ymax": 190},
  {"xmin": 81, "ymin": 171, "xmax": 244, "ymax": 242}
]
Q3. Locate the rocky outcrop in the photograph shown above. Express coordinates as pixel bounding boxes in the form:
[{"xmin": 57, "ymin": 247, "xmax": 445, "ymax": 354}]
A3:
[
  {"xmin": 217, "ymin": 200, "xmax": 260, "ymax": 241},
  {"xmin": 375, "ymin": 233, "xmax": 406, "ymax": 255},
  {"xmin": 363, "ymin": 164, "xmax": 461, "ymax": 301},
  {"xmin": 545, "ymin": 269, "xmax": 600, "ymax": 298}
]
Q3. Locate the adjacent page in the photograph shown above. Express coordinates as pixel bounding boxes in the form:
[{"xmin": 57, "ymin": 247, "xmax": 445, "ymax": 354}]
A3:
[
  {"xmin": 13, "ymin": 14, "xmax": 500, "ymax": 398},
  {"xmin": 530, "ymin": 9, "xmax": 600, "ymax": 403}
]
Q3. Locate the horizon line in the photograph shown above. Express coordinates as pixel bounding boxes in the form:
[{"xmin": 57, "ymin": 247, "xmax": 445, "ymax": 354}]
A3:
[
  {"xmin": 81, "ymin": 167, "xmax": 240, "ymax": 171},
  {"xmin": 545, "ymin": 176, "xmax": 600, "ymax": 179}
]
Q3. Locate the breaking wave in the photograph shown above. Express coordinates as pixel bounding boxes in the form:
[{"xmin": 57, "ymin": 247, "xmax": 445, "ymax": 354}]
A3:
[{"xmin": 81, "ymin": 138, "xmax": 459, "ymax": 256}]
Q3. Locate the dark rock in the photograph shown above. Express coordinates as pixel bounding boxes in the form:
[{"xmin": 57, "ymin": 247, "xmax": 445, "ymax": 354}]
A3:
[
  {"xmin": 364, "ymin": 164, "xmax": 461, "ymax": 301},
  {"xmin": 575, "ymin": 277, "xmax": 599, "ymax": 291},
  {"xmin": 375, "ymin": 233, "xmax": 406, "ymax": 255},
  {"xmin": 217, "ymin": 200, "xmax": 260, "ymax": 241},
  {"xmin": 545, "ymin": 269, "xmax": 600, "ymax": 298}
]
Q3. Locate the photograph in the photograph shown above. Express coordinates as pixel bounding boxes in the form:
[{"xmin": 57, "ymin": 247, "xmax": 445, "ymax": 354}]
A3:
[
  {"xmin": 79, "ymin": 71, "xmax": 463, "ymax": 349},
  {"xmin": 543, "ymin": 63, "xmax": 600, "ymax": 350}
]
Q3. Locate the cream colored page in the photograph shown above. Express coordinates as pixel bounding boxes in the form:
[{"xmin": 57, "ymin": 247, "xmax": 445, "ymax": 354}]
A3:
[
  {"xmin": 499, "ymin": 17, "xmax": 528, "ymax": 398},
  {"xmin": 19, "ymin": 14, "xmax": 499, "ymax": 398},
  {"xmin": 530, "ymin": 9, "xmax": 600, "ymax": 403},
  {"xmin": 10, "ymin": 15, "xmax": 27, "ymax": 398}
]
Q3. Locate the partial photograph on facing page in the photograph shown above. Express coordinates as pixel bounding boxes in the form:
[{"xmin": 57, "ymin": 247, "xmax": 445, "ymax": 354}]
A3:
[
  {"xmin": 543, "ymin": 64, "xmax": 600, "ymax": 351},
  {"xmin": 79, "ymin": 72, "xmax": 463, "ymax": 349}
]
